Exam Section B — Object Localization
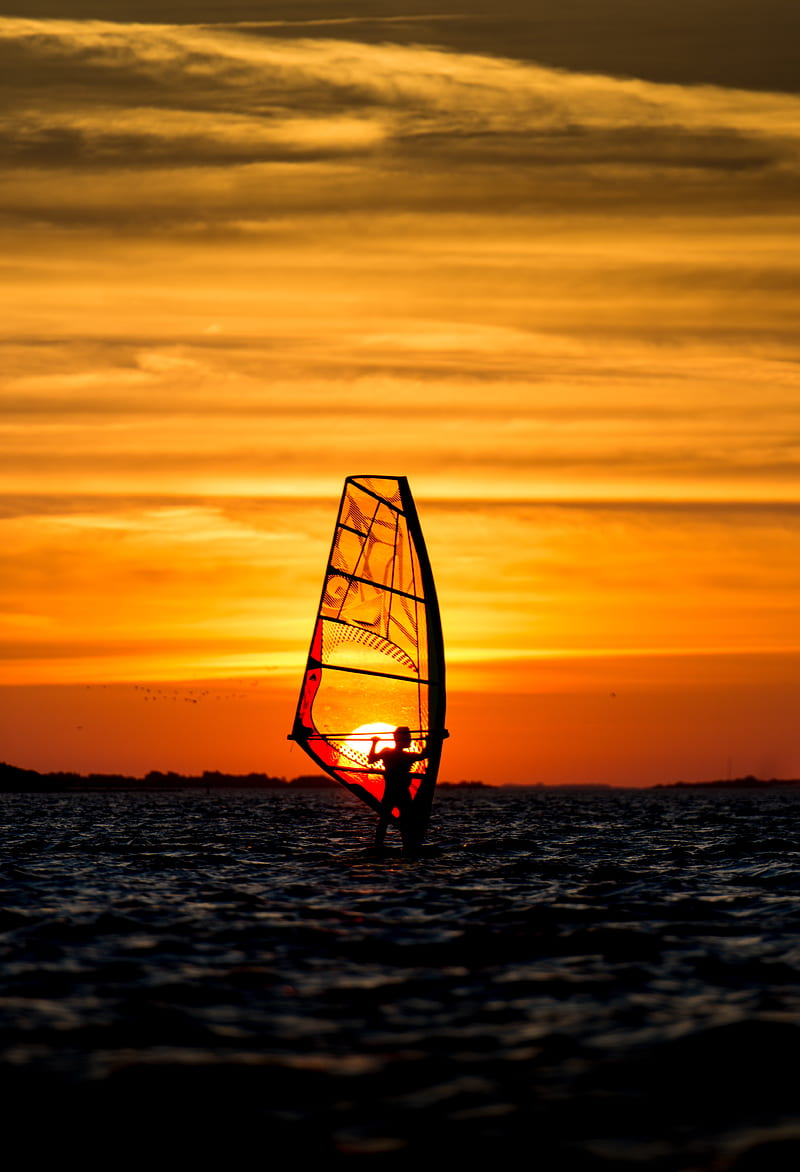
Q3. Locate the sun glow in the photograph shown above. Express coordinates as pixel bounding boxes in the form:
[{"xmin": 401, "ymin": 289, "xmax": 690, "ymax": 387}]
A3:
[{"xmin": 345, "ymin": 722, "xmax": 396, "ymax": 763}]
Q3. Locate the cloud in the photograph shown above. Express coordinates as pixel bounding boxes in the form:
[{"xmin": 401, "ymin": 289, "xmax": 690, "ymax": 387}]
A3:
[
  {"xmin": 3, "ymin": 491, "xmax": 799, "ymax": 692},
  {"xmin": 1, "ymin": 17, "xmax": 799, "ymax": 229}
]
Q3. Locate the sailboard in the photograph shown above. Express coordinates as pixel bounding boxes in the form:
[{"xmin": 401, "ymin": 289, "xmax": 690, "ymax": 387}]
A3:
[{"xmin": 289, "ymin": 475, "xmax": 447, "ymax": 850}]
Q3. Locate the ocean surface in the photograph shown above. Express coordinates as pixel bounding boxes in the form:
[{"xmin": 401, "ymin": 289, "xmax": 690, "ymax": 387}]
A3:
[{"xmin": 2, "ymin": 786, "xmax": 800, "ymax": 1168}]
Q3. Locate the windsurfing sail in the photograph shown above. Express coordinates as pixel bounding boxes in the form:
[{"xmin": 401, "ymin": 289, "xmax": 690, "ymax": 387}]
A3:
[{"xmin": 289, "ymin": 475, "xmax": 447, "ymax": 848}]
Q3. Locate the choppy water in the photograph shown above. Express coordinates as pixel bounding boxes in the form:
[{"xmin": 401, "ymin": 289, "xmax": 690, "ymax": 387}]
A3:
[{"xmin": 2, "ymin": 786, "xmax": 800, "ymax": 1167}]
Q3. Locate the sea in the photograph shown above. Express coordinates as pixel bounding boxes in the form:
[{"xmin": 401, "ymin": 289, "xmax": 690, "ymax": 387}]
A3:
[{"xmin": 2, "ymin": 785, "xmax": 799, "ymax": 1168}]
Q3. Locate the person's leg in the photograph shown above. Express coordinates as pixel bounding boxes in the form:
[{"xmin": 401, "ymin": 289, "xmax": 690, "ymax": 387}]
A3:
[{"xmin": 375, "ymin": 803, "xmax": 391, "ymax": 847}]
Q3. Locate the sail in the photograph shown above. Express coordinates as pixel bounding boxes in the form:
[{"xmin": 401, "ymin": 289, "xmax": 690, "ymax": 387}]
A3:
[{"xmin": 289, "ymin": 475, "xmax": 446, "ymax": 847}]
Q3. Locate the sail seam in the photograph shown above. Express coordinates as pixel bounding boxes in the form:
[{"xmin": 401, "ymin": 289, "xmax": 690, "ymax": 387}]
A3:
[{"xmin": 333, "ymin": 496, "xmax": 378, "ymax": 621}]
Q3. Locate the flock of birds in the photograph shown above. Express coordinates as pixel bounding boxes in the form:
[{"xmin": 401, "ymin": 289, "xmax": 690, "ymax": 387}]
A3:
[{"xmin": 82, "ymin": 684, "xmax": 260, "ymax": 704}]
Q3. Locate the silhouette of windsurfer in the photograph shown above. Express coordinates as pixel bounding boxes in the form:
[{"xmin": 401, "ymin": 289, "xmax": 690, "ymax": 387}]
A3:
[{"xmin": 369, "ymin": 725, "xmax": 427, "ymax": 850}]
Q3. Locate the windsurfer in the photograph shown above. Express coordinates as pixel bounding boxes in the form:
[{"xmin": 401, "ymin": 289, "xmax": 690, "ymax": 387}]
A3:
[{"xmin": 369, "ymin": 726, "xmax": 427, "ymax": 849}]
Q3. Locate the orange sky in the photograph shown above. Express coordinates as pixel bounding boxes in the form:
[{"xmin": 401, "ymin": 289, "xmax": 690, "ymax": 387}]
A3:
[{"xmin": 1, "ymin": 6, "xmax": 799, "ymax": 784}]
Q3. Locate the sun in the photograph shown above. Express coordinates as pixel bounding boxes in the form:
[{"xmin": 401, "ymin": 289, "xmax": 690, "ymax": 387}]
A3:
[{"xmin": 345, "ymin": 722, "xmax": 396, "ymax": 763}]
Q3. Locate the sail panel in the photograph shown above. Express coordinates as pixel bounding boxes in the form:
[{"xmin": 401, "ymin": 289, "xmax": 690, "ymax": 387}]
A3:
[
  {"xmin": 290, "ymin": 475, "xmax": 446, "ymax": 843},
  {"xmin": 348, "ymin": 476, "xmax": 405, "ymax": 511}
]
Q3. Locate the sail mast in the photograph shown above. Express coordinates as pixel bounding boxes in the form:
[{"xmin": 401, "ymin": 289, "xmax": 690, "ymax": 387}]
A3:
[{"xmin": 397, "ymin": 477, "xmax": 446, "ymax": 845}]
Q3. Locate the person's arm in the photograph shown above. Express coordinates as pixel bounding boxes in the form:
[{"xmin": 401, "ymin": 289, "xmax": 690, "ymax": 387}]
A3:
[{"xmin": 368, "ymin": 737, "xmax": 382, "ymax": 764}]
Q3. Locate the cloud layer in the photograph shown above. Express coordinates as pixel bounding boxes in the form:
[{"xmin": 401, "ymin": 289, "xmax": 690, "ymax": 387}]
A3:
[{"xmin": 1, "ymin": 16, "xmax": 799, "ymax": 231}]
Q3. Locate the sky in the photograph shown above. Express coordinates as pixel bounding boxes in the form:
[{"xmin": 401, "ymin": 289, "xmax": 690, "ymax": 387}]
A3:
[{"xmin": 1, "ymin": 3, "xmax": 799, "ymax": 786}]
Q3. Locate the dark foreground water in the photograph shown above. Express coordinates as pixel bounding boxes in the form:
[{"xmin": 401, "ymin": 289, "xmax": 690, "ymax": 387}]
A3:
[{"xmin": 2, "ymin": 786, "xmax": 800, "ymax": 1168}]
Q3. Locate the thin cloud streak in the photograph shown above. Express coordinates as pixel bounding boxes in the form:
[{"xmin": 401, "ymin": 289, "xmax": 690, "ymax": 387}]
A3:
[{"xmin": 3, "ymin": 497, "xmax": 799, "ymax": 687}]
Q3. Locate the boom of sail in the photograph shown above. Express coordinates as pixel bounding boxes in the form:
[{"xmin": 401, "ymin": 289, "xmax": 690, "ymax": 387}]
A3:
[{"xmin": 289, "ymin": 476, "xmax": 447, "ymax": 846}]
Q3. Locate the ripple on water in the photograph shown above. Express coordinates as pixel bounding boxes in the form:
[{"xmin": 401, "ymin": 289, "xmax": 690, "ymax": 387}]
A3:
[{"xmin": 2, "ymin": 787, "xmax": 800, "ymax": 1166}]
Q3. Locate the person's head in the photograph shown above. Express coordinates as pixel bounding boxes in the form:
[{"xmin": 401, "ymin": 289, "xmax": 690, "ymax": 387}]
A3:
[{"xmin": 394, "ymin": 725, "xmax": 412, "ymax": 748}]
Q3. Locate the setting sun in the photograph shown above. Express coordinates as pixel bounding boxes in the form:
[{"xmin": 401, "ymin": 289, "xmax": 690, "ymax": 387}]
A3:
[{"xmin": 343, "ymin": 724, "xmax": 398, "ymax": 766}]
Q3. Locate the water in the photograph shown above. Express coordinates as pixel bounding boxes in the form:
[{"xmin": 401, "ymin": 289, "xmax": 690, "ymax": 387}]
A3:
[{"xmin": 2, "ymin": 786, "xmax": 800, "ymax": 1167}]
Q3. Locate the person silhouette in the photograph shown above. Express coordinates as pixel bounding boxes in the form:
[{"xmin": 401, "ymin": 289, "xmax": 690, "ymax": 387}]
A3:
[{"xmin": 368, "ymin": 726, "xmax": 427, "ymax": 849}]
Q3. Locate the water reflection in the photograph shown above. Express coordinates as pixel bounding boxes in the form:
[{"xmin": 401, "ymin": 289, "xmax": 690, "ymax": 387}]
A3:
[{"xmin": 2, "ymin": 787, "xmax": 800, "ymax": 1166}]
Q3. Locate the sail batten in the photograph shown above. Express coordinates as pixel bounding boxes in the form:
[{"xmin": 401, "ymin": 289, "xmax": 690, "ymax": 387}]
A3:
[
  {"xmin": 318, "ymin": 661, "xmax": 432, "ymax": 686},
  {"xmin": 324, "ymin": 568, "xmax": 426, "ymax": 606},
  {"xmin": 337, "ymin": 522, "xmax": 369, "ymax": 539},
  {"xmin": 289, "ymin": 475, "xmax": 447, "ymax": 848}
]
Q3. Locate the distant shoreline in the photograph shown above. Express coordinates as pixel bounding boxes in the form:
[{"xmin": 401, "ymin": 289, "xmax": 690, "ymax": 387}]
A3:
[
  {"xmin": 0, "ymin": 762, "xmax": 495, "ymax": 794},
  {"xmin": 654, "ymin": 775, "xmax": 800, "ymax": 790},
  {"xmin": 0, "ymin": 762, "xmax": 328, "ymax": 793},
  {"xmin": 2, "ymin": 762, "xmax": 798, "ymax": 793}
]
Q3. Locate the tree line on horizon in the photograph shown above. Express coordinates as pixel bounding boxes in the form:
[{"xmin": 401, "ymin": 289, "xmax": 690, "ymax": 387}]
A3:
[
  {"xmin": 0, "ymin": 761, "xmax": 330, "ymax": 792},
  {"xmin": 0, "ymin": 762, "xmax": 493, "ymax": 793},
  {"xmin": 4, "ymin": 762, "xmax": 794, "ymax": 793}
]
